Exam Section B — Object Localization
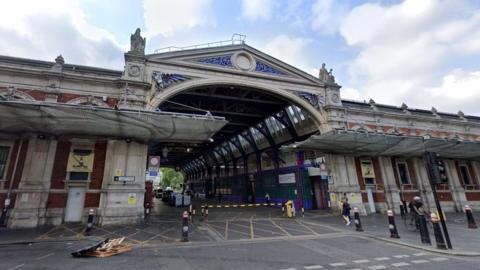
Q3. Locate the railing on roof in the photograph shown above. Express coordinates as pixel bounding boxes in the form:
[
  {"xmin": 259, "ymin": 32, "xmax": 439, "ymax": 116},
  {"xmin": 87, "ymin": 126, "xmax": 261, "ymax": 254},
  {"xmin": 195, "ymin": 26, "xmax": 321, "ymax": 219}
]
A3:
[{"xmin": 154, "ymin": 34, "xmax": 246, "ymax": 54}]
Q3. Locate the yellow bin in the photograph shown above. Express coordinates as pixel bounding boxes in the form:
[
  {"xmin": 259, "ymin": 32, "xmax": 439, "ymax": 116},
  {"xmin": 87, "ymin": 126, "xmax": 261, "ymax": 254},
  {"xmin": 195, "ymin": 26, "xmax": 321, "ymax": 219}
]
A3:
[{"xmin": 285, "ymin": 200, "xmax": 294, "ymax": 218}]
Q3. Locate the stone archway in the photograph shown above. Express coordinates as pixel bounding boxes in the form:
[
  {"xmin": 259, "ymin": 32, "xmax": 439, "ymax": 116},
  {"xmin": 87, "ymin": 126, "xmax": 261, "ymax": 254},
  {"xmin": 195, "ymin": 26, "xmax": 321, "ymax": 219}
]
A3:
[{"xmin": 147, "ymin": 78, "xmax": 328, "ymax": 133}]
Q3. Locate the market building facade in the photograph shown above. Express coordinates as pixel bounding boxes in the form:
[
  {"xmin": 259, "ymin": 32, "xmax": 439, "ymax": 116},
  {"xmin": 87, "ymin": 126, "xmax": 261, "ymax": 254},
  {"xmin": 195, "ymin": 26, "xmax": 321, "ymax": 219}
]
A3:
[{"xmin": 1, "ymin": 29, "xmax": 480, "ymax": 228}]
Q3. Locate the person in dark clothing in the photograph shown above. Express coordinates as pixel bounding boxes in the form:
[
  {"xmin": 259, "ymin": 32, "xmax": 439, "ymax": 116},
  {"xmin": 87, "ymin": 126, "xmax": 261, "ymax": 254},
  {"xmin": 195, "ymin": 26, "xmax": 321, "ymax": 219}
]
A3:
[
  {"xmin": 217, "ymin": 192, "xmax": 222, "ymax": 203},
  {"xmin": 409, "ymin": 196, "xmax": 424, "ymax": 230},
  {"xmin": 342, "ymin": 200, "xmax": 351, "ymax": 226}
]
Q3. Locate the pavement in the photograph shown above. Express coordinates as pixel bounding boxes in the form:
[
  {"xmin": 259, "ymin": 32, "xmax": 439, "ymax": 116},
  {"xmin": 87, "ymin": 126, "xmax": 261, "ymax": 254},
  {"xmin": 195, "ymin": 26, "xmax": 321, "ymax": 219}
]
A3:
[{"xmin": 1, "ymin": 199, "xmax": 480, "ymax": 269}]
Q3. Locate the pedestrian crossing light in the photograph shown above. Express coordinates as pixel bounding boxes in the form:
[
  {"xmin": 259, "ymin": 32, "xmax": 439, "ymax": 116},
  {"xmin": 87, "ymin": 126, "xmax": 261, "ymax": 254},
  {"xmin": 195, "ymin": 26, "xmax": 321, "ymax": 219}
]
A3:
[{"xmin": 425, "ymin": 151, "xmax": 448, "ymax": 184}]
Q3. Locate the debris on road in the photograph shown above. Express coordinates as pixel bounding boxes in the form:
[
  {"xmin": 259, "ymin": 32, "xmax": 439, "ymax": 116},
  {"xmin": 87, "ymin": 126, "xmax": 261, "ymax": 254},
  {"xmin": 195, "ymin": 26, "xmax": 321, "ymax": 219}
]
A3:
[{"xmin": 71, "ymin": 238, "xmax": 132, "ymax": 258}]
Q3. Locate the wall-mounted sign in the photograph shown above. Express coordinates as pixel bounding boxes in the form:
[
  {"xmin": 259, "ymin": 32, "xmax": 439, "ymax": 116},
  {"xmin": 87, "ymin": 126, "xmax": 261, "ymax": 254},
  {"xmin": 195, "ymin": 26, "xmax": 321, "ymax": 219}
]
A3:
[
  {"xmin": 127, "ymin": 193, "xmax": 137, "ymax": 205},
  {"xmin": 113, "ymin": 176, "xmax": 135, "ymax": 182},
  {"xmin": 148, "ymin": 156, "xmax": 160, "ymax": 171},
  {"xmin": 360, "ymin": 160, "xmax": 375, "ymax": 178},
  {"xmin": 67, "ymin": 149, "xmax": 94, "ymax": 172},
  {"xmin": 279, "ymin": 173, "xmax": 296, "ymax": 184}
]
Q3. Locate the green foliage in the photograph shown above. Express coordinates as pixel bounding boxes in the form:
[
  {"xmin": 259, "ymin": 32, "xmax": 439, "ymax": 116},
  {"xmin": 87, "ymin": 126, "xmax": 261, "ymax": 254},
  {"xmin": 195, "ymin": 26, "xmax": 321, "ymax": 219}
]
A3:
[{"xmin": 160, "ymin": 168, "xmax": 184, "ymax": 189}]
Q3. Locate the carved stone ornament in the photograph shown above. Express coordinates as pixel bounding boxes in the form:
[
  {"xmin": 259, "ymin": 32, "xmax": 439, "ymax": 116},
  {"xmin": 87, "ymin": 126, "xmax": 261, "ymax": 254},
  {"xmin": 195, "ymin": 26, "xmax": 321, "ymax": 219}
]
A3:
[
  {"xmin": 298, "ymin": 92, "xmax": 319, "ymax": 108},
  {"xmin": 152, "ymin": 71, "xmax": 189, "ymax": 90},
  {"xmin": 128, "ymin": 65, "xmax": 141, "ymax": 77},
  {"xmin": 55, "ymin": 55, "xmax": 65, "ymax": 65},
  {"xmin": 129, "ymin": 28, "xmax": 146, "ymax": 55},
  {"xmin": 330, "ymin": 93, "xmax": 340, "ymax": 103}
]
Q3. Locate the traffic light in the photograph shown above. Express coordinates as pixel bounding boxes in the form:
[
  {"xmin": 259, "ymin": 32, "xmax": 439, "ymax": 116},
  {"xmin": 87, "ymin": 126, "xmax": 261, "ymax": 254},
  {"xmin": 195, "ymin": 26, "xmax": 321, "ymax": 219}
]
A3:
[{"xmin": 424, "ymin": 152, "xmax": 448, "ymax": 184}]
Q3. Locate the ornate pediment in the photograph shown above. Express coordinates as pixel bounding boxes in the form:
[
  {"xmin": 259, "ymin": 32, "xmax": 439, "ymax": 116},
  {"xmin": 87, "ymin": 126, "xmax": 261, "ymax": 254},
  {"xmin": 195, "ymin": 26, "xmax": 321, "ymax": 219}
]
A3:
[{"xmin": 146, "ymin": 44, "xmax": 323, "ymax": 85}]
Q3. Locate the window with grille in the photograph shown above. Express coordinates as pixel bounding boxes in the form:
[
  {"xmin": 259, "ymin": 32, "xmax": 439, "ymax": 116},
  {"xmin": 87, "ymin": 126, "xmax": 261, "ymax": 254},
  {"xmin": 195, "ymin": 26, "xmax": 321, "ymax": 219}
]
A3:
[
  {"xmin": 396, "ymin": 161, "xmax": 411, "ymax": 185},
  {"xmin": 459, "ymin": 164, "xmax": 472, "ymax": 186},
  {"xmin": 0, "ymin": 146, "xmax": 9, "ymax": 180}
]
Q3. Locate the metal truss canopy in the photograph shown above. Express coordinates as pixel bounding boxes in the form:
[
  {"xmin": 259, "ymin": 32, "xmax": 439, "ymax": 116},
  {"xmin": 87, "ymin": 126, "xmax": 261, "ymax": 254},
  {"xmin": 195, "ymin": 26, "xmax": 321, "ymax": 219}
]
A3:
[
  {"xmin": 0, "ymin": 100, "xmax": 227, "ymax": 142},
  {"xmin": 283, "ymin": 129, "xmax": 480, "ymax": 160}
]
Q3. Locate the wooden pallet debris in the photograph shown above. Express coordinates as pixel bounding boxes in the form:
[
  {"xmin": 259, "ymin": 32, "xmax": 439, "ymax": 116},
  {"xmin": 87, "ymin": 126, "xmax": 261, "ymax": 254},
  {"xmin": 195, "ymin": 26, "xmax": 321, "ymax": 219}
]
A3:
[{"xmin": 71, "ymin": 237, "xmax": 132, "ymax": 258}]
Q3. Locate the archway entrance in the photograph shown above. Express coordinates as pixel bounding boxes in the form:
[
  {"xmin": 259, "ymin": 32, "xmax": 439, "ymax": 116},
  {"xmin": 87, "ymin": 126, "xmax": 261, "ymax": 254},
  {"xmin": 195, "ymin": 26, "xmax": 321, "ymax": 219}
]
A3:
[{"xmin": 148, "ymin": 83, "xmax": 323, "ymax": 213}]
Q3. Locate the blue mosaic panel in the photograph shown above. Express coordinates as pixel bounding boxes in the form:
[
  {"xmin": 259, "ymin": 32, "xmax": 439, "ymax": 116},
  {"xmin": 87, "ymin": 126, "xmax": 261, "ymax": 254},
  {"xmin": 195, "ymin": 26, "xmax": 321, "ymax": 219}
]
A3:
[
  {"xmin": 197, "ymin": 55, "xmax": 233, "ymax": 67},
  {"xmin": 255, "ymin": 61, "xmax": 287, "ymax": 76},
  {"xmin": 297, "ymin": 92, "xmax": 319, "ymax": 107},
  {"xmin": 152, "ymin": 71, "xmax": 188, "ymax": 90}
]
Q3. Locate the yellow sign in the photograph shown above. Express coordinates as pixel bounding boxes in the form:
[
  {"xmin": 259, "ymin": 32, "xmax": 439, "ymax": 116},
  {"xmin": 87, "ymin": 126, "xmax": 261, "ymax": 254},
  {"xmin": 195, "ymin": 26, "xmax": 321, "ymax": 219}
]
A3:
[
  {"xmin": 67, "ymin": 150, "xmax": 94, "ymax": 172},
  {"xmin": 360, "ymin": 161, "xmax": 375, "ymax": 178},
  {"xmin": 115, "ymin": 169, "xmax": 123, "ymax": 176},
  {"xmin": 128, "ymin": 193, "xmax": 137, "ymax": 205}
]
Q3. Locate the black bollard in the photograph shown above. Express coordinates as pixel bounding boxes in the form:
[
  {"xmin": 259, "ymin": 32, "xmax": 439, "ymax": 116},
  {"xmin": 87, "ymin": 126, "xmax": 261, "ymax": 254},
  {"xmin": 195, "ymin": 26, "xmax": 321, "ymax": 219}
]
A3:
[
  {"xmin": 301, "ymin": 207, "xmax": 305, "ymax": 218},
  {"xmin": 430, "ymin": 213, "xmax": 447, "ymax": 250},
  {"xmin": 282, "ymin": 204, "xmax": 285, "ymax": 217},
  {"xmin": 399, "ymin": 205, "xmax": 406, "ymax": 220},
  {"xmin": 181, "ymin": 211, "xmax": 189, "ymax": 242},
  {"xmin": 353, "ymin": 207, "xmax": 364, "ymax": 232},
  {"xmin": 465, "ymin": 205, "xmax": 478, "ymax": 229},
  {"xmin": 387, "ymin": 210, "xmax": 400, "ymax": 238},
  {"xmin": 205, "ymin": 205, "xmax": 209, "ymax": 220},
  {"xmin": 85, "ymin": 209, "xmax": 94, "ymax": 235},
  {"xmin": 192, "ymin": 207, "xmax": 196, "ymax": 224},
  {"xmin": 418, "ymin": 213, "xmax": 431, "ymax": 245}
]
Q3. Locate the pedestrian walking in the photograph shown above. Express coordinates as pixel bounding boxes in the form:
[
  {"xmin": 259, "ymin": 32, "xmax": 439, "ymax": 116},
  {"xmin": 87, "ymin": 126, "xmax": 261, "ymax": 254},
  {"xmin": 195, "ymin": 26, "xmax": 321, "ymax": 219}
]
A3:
[
  {"xmin": 342, "ymin": 200, "xmax": 351, "ymax": 226},
  {"xmin": 265, "ymin": 193, "xmax": 270, "ymax": 206}
]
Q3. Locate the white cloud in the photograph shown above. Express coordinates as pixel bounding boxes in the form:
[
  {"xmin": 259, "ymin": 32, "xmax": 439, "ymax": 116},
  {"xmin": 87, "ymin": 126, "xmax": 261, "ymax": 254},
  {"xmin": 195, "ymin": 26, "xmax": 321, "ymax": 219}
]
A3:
[
  {"xmin": 0, "ymin": 0, "xmax": 123, "ymax": 69},
  {"xmin": 311, "ymin": 0, "xmax": 349, "ymax": 34},
  {"xmin": 241, "ymin": 0, "xmax": 275, "ymax": 22},
  {"xmin": 144, "ymin": 0, "xmax": 215, "ymax": 37},
  {"xmin": 262, "ymin": 34, "xmax": 312, "ymax": 72},
  {"xmin": 339, "ymin": 0, "xmax": 480, "ymax": 114}
]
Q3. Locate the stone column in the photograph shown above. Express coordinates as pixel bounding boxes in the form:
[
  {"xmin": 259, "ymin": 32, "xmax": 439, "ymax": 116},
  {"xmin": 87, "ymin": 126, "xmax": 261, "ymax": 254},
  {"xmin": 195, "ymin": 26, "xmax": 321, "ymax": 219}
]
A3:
[
  {"xmin": 378, "ymin": 157, "xmax": 401, "ymax": 213},
  {"xmin": 329, "ymin": 154, "xmax": 364, "ymax": 214},
  {"xmin": 99, "ymin": 140, "xmax": 147, "ymax": 225},
  {"xmin": 10, "ymin": 138, "xmax": 57, "ymax": 228},
  {"xmin": 444, "ymin": 159, "xmax": 467, "ymax": 212},
  {"xmin": 412, "ymin": 158, "xmax": 435, "ymax": 212}
]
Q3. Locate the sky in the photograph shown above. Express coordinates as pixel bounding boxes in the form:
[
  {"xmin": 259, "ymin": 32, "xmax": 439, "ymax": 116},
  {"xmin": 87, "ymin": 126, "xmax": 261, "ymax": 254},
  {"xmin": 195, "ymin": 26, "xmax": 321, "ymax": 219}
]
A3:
[{"xmin": 1, "ymin": 0, "xmax": 480, "ymax": 115}]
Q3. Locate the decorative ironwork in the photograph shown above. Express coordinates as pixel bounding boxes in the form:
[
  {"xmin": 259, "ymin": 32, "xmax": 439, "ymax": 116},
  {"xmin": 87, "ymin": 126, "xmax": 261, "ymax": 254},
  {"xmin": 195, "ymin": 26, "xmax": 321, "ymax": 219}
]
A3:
[
  {"xmin": 255, "ymin": 61, "xmax": 287, "ymax": 76},
  {"xmin": 298, "ymin": 92, "xmax": 319, "ymax": 107},
  {"xmin": 197, "ymin": 55, "xmax": 233, "ymax": 67},
  {"xmin": 152, "ymin": 72, "xmax": 188, "ymax": 90}
]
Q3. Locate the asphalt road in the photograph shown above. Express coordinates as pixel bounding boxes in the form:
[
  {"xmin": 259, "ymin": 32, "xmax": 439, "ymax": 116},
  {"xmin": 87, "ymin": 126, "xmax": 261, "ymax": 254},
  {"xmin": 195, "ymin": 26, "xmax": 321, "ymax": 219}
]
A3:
[{"xmin": 1, "ymin": 234, "xmax": 479, "ymax": 270}]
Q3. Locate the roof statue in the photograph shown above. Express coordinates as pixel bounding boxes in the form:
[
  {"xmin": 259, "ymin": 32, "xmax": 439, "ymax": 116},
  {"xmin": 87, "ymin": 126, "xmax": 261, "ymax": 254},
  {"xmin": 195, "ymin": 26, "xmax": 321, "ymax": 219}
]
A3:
[
  {"xmin": 318, "ymin": 63, "xmax": 328, "ymax": 82},
  {"xmin": 130, "ymin": 28, "xmax": 146, "ymax": 55},
  {"xmin": 318, "ymin": 63, "xmax": 336, "ymax": 84}
]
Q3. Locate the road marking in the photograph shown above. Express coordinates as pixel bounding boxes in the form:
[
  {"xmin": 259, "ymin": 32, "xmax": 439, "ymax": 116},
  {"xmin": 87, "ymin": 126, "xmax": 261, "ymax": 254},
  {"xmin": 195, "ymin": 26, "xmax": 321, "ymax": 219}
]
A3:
[
  {"xmin": 280, "ymin": 268, "xmax": 296, "ymax": 270},
  {"xmin": 353, "ymin": 259, "xmax": 370, "ymax": 264},
  {"xmin": 35, "ymin": 253, "xmax": 54, "ymax": 260},
  {"xmin": 391, "ymin": 262, "xmax": 410, "ymax": 267},
  {"xmin": 374, "ymin": 257, "xmax": 390, "ymax": 261},
  {"xmin": 304, "ymin": 265, "xmax": 323, "ymax": 269},
  {"xmin": 329, "ymin": 262, "xmax": 347, "ymax": 267},
  {"xmin": 225, "ymin": 220, "xmax": 229, "ymax": 240},
  {"xmin": 412, "ymin": 252, "xmax": 427, "ymax": 256},
  {"xmin": 250, "ymin": 218, "xmax": 254, "ymax": 239},
  {"xmin": 295, "ymin": 220, "xmax": 319, "ymax": 235},
  {"xmin": 393, "ymin": 255, "xmax": 410, "ymax": 258},
  {"xmin": 431, "ymin": 257, "xmax": 449, "ymax": 261},
  {"xmin": 411, "ymin": 260, "xmax": 429, "ymax": 264},
  {"xmin": 368, "ymin": 265, "xmax": 386, "ymax": 270},
  {"xmin": 270, "ymin": 218, "xmax": 292, "ymax": 236},
  {"xmin": 7, "ymin": 264, "xmax": 25, "ymax": 270}
]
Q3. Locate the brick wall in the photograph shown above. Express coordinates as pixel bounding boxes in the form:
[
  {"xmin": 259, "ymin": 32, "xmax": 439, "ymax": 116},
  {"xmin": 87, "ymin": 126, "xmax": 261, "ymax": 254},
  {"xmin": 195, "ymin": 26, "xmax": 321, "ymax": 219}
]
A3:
[
  {"xmin": 90, "ymin": 140, "xmax": 107, "ymax": 189},
  {"xmin": 84, "ymin": 193, "xmax": 100, "ymax": 208},
  {"xmin": 46, "ymin": 193, "xmax": 67, "ymax": 208},
  {"xmin": 50, "ymin": 140, "xmax": 71, "ymax": 189}
]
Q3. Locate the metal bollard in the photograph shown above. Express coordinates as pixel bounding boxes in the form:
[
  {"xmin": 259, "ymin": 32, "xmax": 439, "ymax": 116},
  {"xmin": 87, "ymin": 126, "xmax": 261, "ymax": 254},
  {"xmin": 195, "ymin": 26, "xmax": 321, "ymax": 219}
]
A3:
[
  {"xmin": 353, "ymin": 207, "xmax": 363, "ymax": 232},
  {"xmin": 301, "ymin": 207, "xmax": 305, "ymax": 218},
  {"xmin": 85, "ymin": 209, "xmax": 94, "ymax": 235},
  {"xmin": 418, "ymin": 213, "xmax": 431, "ymax": 245},
  {"xmin": 201, "ymin": 206, "xmax": 205, "ymax": 217},
  {"xmin": 192, "ymin": 208, "xmax": 196, "ymax": 224},
  {"xmin": 205, "ymin": 205, "xmax": 209, "ymax": 220},
  {"xmin": 465, "ymin": 205, "xmax": 478, "ymax": 229},
  {"xmin": 430, "ymin": 213, "xmax": 447, "ymax": 250},
  {"xmin": 387, "ymin": 210, "xmax": 400, "ymax": 238},
  {"xmin": 282, "ymin": 204, "xmax": 285, "ymax": 217},
  {"xmin": 181, "ymin": 211, "xmax": 189, "ymax": 242},
  {"xmin": 399, "ymin": 205, "xmax": 406, "ymax": 220}
]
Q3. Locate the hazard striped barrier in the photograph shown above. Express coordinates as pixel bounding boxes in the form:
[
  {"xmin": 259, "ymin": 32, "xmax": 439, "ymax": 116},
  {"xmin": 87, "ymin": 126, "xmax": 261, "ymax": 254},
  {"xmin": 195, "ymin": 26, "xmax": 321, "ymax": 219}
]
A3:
[{"xmin": 201, "ymin": 203, "xmax": 281, "ymax": 208}]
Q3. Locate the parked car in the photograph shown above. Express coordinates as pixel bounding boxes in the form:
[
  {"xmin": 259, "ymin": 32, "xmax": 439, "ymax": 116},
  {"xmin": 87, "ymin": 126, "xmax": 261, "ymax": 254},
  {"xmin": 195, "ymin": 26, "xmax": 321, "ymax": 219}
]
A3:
[
  {"xmin": 162, "ymin": 190, "xmax": 173, "ymax": 202},
  {"xmin": 154, "ymin": 188, "xmax": 163, "ymax": 199}
]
